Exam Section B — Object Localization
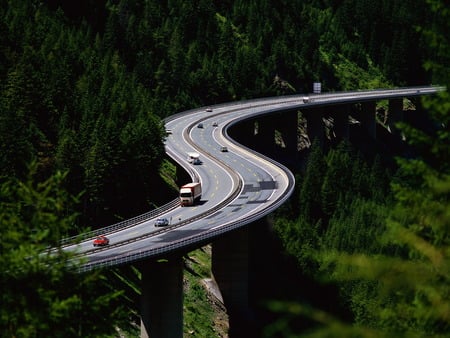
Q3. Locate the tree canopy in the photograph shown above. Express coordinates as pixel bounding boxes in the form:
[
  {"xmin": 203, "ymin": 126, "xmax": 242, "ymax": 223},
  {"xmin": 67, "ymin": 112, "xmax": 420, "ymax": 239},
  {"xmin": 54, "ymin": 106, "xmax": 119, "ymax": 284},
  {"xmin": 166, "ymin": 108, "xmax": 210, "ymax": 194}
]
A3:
[
  {"xmin": 269, "ymin": 0, "xmax": 450, "ymax": 336},
  {"xmin": 0, "ymin": 0, "xmax": 447, "ymax": 336}
]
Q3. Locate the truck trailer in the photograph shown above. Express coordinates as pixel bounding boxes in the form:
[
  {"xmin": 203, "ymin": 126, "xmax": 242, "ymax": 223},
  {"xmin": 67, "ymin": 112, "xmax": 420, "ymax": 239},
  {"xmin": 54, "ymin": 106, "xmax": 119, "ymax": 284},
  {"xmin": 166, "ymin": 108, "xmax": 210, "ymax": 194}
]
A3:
[
  {"xmin": 187, "ymin": 152, "xmax": 200, "ymax": 163},
  {"xmin": 179, "ymin": 182, "xmax": 202, "ymax": 206}
]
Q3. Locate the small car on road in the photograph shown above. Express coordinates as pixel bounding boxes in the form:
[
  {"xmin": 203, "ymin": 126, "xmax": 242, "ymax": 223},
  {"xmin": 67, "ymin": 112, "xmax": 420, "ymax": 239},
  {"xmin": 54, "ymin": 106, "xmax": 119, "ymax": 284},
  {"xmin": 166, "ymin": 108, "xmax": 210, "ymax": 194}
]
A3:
[
  {"xmin": 220, "ymin": 146, "xmax": 228, "ymax": 152},
  {"xmin": 93, "ymin": 235, "xmax": 109, "ymax": 247},
  {"xmin": 154, "ymin": 218, "xmax": 169, "ymax": 227}
]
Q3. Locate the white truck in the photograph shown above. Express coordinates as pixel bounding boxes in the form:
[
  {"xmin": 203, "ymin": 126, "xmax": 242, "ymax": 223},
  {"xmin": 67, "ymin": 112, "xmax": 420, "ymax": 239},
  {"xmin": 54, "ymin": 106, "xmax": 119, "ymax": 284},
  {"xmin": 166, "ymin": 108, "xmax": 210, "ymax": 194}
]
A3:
[
  {"xmin": 179, "ymin": 182, "xmax": 202, "ymax": 206},
  {"xmin": 187, "ymin": 152, "xmax": 200, "ymax": 163}
]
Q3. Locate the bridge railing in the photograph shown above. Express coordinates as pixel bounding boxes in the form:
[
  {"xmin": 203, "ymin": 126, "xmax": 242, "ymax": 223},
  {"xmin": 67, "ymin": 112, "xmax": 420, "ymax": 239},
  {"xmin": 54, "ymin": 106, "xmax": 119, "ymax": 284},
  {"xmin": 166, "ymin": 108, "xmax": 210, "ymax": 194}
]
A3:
[
  {"xmin": 74, "ymin": 86, "xmax": 445, "ymax": 270},
  {"xmin": 76, "ymin": 169, "xmax": 294, "ymax": 272},
  {"xmin": 61, "ymin": 141, "xmax": 203, "ymax": 247},
  {"xmin": 60, "ymin": 198, "xmax": 180, "ymax": 246},
  {"xmin": 76, "ymin": 134, "xmax": 296, "ymax": 272}
]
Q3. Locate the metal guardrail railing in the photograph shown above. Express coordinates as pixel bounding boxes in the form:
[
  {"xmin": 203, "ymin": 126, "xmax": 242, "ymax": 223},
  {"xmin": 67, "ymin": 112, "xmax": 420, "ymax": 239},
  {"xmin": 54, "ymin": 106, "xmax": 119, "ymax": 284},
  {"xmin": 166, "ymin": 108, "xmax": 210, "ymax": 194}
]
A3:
[
  {"xmin": 73, "ymin": 86, "xmax": 445, "ymax": 271},
  {"xmin": 75, "ymin": 106, "xmax": 296, "ymax": 272},
  {"xmin": 76, "ymin": 161, "xmax": 295, "ymax": 272},
  {"xmin": 60, "ymin": 198, "xmax": 180, "ymax": 246},
  {"xmin": 76, "ymin": 165, "xmax": 294, "ymax": 272}
]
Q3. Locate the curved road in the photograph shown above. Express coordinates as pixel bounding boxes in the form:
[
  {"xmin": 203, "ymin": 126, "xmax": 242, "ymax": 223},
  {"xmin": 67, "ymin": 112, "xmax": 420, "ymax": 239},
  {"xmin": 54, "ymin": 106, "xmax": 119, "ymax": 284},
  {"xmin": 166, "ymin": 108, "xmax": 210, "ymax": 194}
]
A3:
[{"xmin": 65, "ymin": 86, "xmax": 444, "ymax": 271}]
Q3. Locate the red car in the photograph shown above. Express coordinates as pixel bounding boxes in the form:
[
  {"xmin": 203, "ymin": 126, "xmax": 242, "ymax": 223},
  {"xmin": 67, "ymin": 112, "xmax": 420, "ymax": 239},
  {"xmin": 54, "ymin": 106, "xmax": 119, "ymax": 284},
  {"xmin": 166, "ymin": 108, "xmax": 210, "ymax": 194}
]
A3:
[{"xmin": 93, "ymin": 235, "xmax": 109, "ymax": 247}]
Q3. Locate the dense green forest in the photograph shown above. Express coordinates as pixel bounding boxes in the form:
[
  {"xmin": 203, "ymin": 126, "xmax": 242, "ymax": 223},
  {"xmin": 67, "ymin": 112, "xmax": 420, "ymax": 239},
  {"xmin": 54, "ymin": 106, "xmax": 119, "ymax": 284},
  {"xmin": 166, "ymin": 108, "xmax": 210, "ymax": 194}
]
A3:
[
  {"xmin": 1, "ymin": 0, "xmax": 448, "ymax": 337},
  {"xmin": 0, "ymin": 0, "xmax": 435, "ymax": 226}
]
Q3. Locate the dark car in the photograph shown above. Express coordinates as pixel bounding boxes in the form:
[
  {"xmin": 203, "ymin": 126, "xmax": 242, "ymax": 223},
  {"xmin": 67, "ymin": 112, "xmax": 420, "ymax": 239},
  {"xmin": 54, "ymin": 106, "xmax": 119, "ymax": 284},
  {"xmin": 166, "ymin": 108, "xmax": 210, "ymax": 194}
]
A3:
[
  {"xmin": 154, "ymin": 218, "xmax": 169, "ymax": 227},
  {"xmin": 93, "ymin": 235, "xmax": 109, "ymax": 247}
]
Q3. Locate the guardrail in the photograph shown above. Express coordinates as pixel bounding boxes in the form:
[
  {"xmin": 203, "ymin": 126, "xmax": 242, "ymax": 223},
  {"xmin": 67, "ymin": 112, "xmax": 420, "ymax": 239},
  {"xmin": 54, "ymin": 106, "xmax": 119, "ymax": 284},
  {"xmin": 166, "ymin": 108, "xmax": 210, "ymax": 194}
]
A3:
[
  {"xmin": 75, "ymin": 110, "xmax": 296, "ymax": 272},
  {"xmin": 60, "ymin": 198, "xmax": 180, "ymax": 246},
  {"xmin": 72, "ymin": 86, "xmax": 445, "ymax": 271},
  {"xmin": 76, "ymin": 157, "xmax": 294, "ymax": 272}
]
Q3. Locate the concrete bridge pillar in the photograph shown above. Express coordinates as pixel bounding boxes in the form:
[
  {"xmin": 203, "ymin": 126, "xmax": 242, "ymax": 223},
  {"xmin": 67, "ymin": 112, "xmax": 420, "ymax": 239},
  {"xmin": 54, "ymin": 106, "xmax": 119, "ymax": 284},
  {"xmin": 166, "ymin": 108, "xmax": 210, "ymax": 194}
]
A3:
[
  {"xmin": 256, "ymin": 115, "xmax": 277, "ymax": 154},
  {"xmin": 332, "ymin": 104, "xmax": 350, "ymax": 142},
  {"xmin": 358, "ymin": 101, "xmax": 377, "ymax": 139},
  {"xmin": 388, "ymin": 98, "xmax": 404, "ymax": 136},
  {"xmin": 274, "ymin": 110, "xmax": 299, "ymax": 154},
  {"xmin": 140, "ymin": 256, "xmax": 184, "ymax": 338},
  {"xmin": 212, "ymin": 226, "xmax": 255, "ymax": 337},
  {"xmin": 304, "ymin": 108, "xmax": 324, "ymax": 147},
  {"xmin": 234, "ymin": 118, "xmax": 257, "ymax": 148}
]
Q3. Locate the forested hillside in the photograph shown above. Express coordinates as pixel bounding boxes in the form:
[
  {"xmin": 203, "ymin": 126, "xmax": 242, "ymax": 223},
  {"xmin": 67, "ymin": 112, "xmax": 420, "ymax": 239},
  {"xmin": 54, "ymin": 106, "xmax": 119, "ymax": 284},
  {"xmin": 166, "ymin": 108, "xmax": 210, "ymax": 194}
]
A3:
[
  {"xmin": 268, "ymin": 1, "xmax": 450, "ymax": 336},
  {"xmin": 1, "ymin": 0, "xmax": 448, "ymax": 337},
  {"xmin": 0, "ymin": 0, "xmax": 434, "ymax": 227}
]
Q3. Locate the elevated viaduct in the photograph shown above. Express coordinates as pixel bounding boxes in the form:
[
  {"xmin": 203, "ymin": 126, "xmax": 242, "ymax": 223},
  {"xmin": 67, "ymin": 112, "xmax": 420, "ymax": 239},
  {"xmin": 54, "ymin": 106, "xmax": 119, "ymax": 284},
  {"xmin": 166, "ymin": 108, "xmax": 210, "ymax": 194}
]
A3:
[{"xmin": 64, "ymin": 86, "xmax": 444, "ymax": 337}]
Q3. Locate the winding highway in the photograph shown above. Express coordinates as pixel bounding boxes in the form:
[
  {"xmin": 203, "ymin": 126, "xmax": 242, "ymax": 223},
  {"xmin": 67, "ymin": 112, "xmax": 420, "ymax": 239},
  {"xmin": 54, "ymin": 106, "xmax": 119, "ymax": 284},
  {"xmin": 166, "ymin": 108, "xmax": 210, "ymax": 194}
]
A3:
[{"xmin": 63, "ymin": 86, "xmax": 444, "ymax": 271}]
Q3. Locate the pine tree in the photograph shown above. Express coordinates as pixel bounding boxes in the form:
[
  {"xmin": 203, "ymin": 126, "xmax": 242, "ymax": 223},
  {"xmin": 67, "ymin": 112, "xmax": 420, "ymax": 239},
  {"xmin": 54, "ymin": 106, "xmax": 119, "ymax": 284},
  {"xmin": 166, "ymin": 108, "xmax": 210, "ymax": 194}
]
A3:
[
  {"xmin": 299, "ymin": 139, "xmax": 326, "ymax": 222},
  {"xmin": 0, "ymin": 164, "xmax": 129, "ymax": 337},
  {"xmin": 279, "ymin": 1, "xmax": 450, "ymax": 336}
]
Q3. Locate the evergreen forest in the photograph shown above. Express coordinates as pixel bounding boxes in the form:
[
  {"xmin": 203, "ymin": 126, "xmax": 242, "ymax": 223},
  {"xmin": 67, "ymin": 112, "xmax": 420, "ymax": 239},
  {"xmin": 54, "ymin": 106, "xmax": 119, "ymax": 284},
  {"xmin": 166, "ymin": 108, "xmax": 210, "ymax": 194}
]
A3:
[{"xmin": 0, "ymin": 0, "xmax": 448, "ymax": 337}]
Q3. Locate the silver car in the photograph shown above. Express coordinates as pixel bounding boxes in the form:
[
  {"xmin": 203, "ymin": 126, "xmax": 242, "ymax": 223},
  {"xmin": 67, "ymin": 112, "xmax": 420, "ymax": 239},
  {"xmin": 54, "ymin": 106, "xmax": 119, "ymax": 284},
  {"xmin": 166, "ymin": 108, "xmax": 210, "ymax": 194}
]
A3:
[{"xmin": 154, "ymin": 218, "xmax": 169, "ymax": 227}]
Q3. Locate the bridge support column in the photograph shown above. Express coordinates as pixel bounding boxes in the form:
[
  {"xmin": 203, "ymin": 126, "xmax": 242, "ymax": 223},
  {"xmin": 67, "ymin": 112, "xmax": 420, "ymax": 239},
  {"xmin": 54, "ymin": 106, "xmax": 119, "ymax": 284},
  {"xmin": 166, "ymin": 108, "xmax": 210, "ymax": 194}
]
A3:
[
  {"xmin": 304, "ymin": 108, "xmax": 324, "ymax": 147},
  {"xmin": 274, "ymin": 110, "xmax": 298, "ymax": 154},
  {"xmin": 256, "ymin": 115, "xmax": 277, "ymax": 154},
  {"xmin": 235, "ymin": 119, "xmax": 257, "ymax": 148},
  {"xmin": 332, "ymin": 105, "xmax": 350, "ymax": 143},
  {"xmin": 140, "ymin": 256, "xmax": 184, "ymax": 338},
  {"xmin": 388, "ymin": 98, "xmax": 404, "ymax": 136},
  {"xmin": 358, "ymin": 101, "xmax": 377, "ymax": 139},
  {"xmin": 212, "ymin": 226, "xmax": 255, "ymax": 337}
]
